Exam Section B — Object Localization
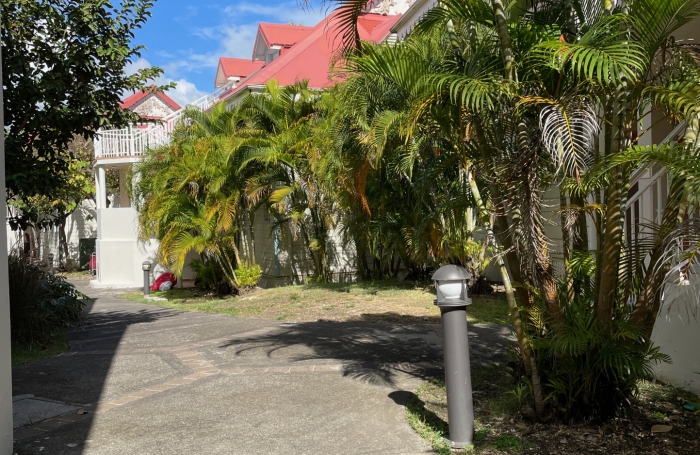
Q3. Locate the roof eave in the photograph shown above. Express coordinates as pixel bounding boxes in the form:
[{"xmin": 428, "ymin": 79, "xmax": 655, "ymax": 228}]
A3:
[{"xmin": 390, "ymin": 0, "xmax": 432, "ymax": 34}]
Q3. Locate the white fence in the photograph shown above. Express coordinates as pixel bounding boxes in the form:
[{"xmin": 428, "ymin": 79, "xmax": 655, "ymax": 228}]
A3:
[{"xmin": 94, "ymin": 80, "xmax": 238, "ymax": 159}]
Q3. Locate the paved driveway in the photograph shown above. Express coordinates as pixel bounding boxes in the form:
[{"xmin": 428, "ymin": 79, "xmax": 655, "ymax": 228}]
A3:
[{"xmin": 12, "ymin": 283, "xmax": 514, "ymax": 455}]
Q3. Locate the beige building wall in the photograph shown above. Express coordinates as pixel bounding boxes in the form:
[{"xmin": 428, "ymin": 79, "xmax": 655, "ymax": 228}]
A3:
[{"xmin": 250, "ymin": 207, "xmax": 367, "ymax": 287}]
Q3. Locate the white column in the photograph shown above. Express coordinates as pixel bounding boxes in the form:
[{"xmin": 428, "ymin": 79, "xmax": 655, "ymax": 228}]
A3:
[
  {"xmin": 97, "ymin": 166, "xmax": 107, "ymax": 209},
  {"xmin": 95, "ymin": 169, "xmax": 102, "ymax": 209},
  {"xmin": 119, "ymin": 167, "xmax": 130, "ymax": 208},
  {"xmin": 0, "ymin": 45, "xmax": 14, "ymax": 454}
]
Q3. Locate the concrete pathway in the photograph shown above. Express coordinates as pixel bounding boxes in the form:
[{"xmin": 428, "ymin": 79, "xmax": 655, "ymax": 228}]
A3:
[{"xmin": 12, "ymin": 283, "xmax": 514, "ymax": 455}]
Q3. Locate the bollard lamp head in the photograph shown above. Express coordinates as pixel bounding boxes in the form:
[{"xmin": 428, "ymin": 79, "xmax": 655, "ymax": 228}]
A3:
[
  {"xmin": 48, "ymin": 253, "xmax": 54, "ymax": 262},
  {"xmin": 432, "ymin": 265, "xmax": 471, "ymax": 306},
  {"xmin": 142, "ymin": 261, "xmax": 152, "ymax": 271}
]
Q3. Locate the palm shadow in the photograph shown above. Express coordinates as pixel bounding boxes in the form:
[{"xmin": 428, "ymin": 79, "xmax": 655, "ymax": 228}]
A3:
[{"xmin": 219, "ymin": 319, "xmax": 445, "ymax": 387}]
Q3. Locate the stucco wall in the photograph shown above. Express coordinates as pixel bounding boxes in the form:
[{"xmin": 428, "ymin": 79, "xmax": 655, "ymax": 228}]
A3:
[
  {"xmin": 92, "ymin": 207, "xmax": 163, "ymax": 288},
  {"xmin": 250, "ymin": 207, "xmax": 368, "ymax": 287},
  {"xmin": 651, "ymin": 282, "xmax": 700, "ymax": 395}
]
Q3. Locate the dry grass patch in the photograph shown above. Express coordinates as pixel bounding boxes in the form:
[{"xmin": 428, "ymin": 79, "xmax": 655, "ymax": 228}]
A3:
[{"xmin": 121, "ymin": 280, "xmax": 509, "ymax": 325}]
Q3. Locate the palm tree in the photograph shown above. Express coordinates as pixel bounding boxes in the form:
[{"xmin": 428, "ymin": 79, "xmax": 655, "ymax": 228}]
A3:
[
  {"xmin": 132, "ymin": 103, "xmax": 252, "ymax": 290},
  {"xmin": 237, "ymin": 80, "xmax": 338, "ymax": 281}
]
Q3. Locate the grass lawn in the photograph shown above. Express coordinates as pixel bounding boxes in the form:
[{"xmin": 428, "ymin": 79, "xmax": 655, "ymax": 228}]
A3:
[
  {"xmin": 12, "ymin": 331, "xmax": 70, "ymax": 367},
  {"xmin": 120, "ymin": 280, "xmax": 510, "ymax": 325},
  {"xmin": 406, "ymin": 367, "xmax": 700, "ymax": 454}
]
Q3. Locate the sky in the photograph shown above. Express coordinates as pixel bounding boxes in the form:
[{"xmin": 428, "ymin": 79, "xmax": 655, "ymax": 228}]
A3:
[{"xmin": 126, "ymin": 0, "xmax": 329, "ymax": 107}]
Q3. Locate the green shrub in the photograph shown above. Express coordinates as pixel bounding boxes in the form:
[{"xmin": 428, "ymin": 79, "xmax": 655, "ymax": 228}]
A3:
[
  {"xmin": 9, "ymin": 254, "xmax": 86, "ymax": 344},
  {"xmin": 530, "ymin": 299, "xmax": 670, "ymax": 422},
  {"xmin": 189, "ymin": 258, "xmax": 233, "ymax": 295},
  {"xmin": 190, "ymin": 260, "xmax": 261, "ymax": 293},
  {"xmin": 236, "ymin": 264, "xmax": 262, "ymax": 288},
  {"xmin": 190, "ymin": 258, "xmax": 221, "ymax": 291}
]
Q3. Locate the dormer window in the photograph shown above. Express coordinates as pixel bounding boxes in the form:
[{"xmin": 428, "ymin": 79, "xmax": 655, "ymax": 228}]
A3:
[
  {"xmin": 214, "ymin": 58, "xmax": 265, "ymax": 88},
  {"xmin": 252, "ymin": 23, "xmax": 313, "ymax": 62}
]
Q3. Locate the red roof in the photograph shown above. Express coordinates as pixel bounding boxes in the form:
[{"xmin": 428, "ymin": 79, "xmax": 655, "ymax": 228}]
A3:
[
  {"xmin": 216, "ymin": 58, "xmax": 265, "ymax": 87},
  {"xmin": 219, "ymin": 57, "xmax": 265, "ymax": 77},
  {"xmin": 258, "ymin": 23, "xmax": 314, "ymax": 48},
  {"xmin": 224, "ymin": 12, "xmax": 401, "ymax": 100},
  {"xmin": 120, "ymin": 88, "xmax": 181, "ymax": 112}
]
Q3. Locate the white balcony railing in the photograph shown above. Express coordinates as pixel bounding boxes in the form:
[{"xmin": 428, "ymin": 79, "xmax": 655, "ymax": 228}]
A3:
[{"xmin": 94, "ymin": 79, "xmax": 238, "ymax": 159}]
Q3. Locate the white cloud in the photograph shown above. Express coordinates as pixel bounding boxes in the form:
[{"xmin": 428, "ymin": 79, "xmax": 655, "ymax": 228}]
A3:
[
  {"xmin": 224, "ymin": 2, "xmax": 328, "ymax": 26},
  {"xmin": 163, "ymin": 78, "xmax": 208, "ymax": 106},
  {"xmin": 124, "ymin": 58, "xmax": 208, "ymax": 106}
]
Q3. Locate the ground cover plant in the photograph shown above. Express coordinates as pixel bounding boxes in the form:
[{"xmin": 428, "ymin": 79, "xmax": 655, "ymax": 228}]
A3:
[
  {"xmin": 11, "ymin": 332, "xmax": 69, "ymax": 367},
  {"xmin": 121, "ymin": 280, "xmax": 510, "ymax": 325},
  {"xmin": 406, "ymin": 366, "xmax": 700, "ymax": 454}
]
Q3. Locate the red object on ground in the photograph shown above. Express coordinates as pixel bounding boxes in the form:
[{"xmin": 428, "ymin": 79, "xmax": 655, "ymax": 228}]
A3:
[
  {"xmin": 151, "ymin": 273, "xmax": 177, "ymax": 291},
  {"xmin": 89, "ymin": 253, "xmax": 97, "ymax": 273}
]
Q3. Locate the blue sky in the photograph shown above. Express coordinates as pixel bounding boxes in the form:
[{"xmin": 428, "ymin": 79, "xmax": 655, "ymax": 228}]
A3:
[{"xmin": 127, "ymin": 0, "xmax": 329, "ymax": 106}]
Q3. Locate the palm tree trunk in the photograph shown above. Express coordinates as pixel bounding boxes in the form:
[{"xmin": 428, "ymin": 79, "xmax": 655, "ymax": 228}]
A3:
[
  {"xmin": 249, "ymin": 209, "xmax": 256, "ymax": 264},
  {"xmin": 489, "ymin": 3, "xmax": 562, "ymax": 319},
  {"xmin": 465, "ymin": 168, "xmax": 532, "ymax": 372},
  {"xmin": 491, "ymin": 0, "xmax": 515, "ymax": 81},
  {"xmin": 571, "ymin": 193, "xmax": 589, "ymax": 295},
  {"xmin": 597, "ymin": 87, "xmax": 632, "ymax": 323},
  {"xmin": 470, "ymin": 119, "xmax": 531, "ymax": 308},
  {"xmin": 493, "ymin": 207, "xmax": 532, "ymax": 308},
  {"xmin": 561, "ymin": 190, "xmax": 574, "ymax": 302}
]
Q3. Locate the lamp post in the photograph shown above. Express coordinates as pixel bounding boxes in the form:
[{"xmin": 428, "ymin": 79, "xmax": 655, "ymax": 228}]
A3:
[
  {"xmin": 142, "ymin": 261, "xmax": 152, "ymax": 297},
  {"xmin": 433, "ymin": 264, "xmax": 474, "ymax": 449},
  {"xmin": 48, "ymin": 253, "xmax": 54, "ymax": 275}
]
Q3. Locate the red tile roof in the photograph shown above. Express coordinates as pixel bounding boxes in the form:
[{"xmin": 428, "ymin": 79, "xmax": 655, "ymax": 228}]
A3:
[
  {"xmin": 258, "ymin": 23, "xmax": 314, "ymax": 48},
  {"xmin": 120, "ymin": 88, "xmax": 181, "ymax": 112},
  {"xmin": 223, "ymin": 12, "xmax": 401, "ymax": 101}
]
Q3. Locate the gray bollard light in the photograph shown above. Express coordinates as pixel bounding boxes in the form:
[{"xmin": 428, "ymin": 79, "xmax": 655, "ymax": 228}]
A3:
[
  {"xmin": 142, "ymin": 261, "xmax": 152, "ymax": 297},
  {"xmin": 433, "ymin": 264, "xmax": 474, "ymax": 449},
  {"xmin": 48, "ymin": 253, "xmax": 54, "ymax": 275}
]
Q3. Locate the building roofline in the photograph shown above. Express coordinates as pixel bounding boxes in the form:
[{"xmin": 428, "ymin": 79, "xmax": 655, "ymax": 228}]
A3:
[{"xmin": 389, "ymin": 0, "xmax": 432, "ymax": 34}]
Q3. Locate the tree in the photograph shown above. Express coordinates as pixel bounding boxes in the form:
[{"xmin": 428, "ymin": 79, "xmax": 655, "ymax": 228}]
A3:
[
  {"xmin": 1, "ymin": 0, "xmax": 171, "ymax": 200},
  {"xmin": 132, "ymin": 103, "xmax": 252, "ymax": 292},
  {"xmin": 8, "ymin": 136, "xmax": 96, "ymax": 268}
]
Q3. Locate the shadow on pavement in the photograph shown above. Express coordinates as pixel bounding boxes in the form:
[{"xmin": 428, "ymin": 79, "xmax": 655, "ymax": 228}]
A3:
[
  {"xmin": 12, "ymin": 286, "xmax": 513, "ymax": 454},
  {"xmin": 221, "ymin": 320, "xmax": 445, "ymax": 387},
  {"xmin": 353, "ymin": 312, "xmax": 442, "ymax": 324}
]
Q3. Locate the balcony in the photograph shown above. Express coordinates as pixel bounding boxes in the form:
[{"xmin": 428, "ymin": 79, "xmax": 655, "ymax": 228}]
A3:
[{"xmin": 94, "ymin": 79, "xmax": 238, "ymax": 160}]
